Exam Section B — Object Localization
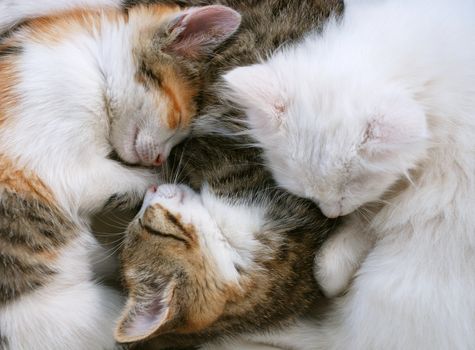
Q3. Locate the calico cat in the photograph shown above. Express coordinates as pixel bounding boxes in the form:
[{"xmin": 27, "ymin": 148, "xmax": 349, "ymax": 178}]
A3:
[
  {"xmin": 0, "ymin": 4, "xmax": 240, "ymax": 349},
  {"xmin": 114, "ymin": 0, "xmax": 344, "ymax": 349},
  {"xmin": 224, "ymin": 0, "xmax": 475, "ymax": 348}
]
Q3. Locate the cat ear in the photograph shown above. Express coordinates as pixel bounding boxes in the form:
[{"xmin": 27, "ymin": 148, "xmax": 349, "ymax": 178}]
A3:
[
  {"xmin": 165, "ymin": 5, "xmax": 241, "ymax": 58},
  {"xmin": 223, "ymin": 64, "xmax": 286, "ymax": 130},
  {"xmin": 115, "ymin": 281, "xmax": 176, "ymax": 343},
  {"xmin": 360, "ymin": 96, "xmax": 428, "ymax": 160}
]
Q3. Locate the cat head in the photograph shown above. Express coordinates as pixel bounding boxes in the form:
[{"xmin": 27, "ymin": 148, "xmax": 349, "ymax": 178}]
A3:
[
  {"xmin": 115, "ymin": 183, "xmax": 320, "ymax": 345},
  {"xmin": 224, "ymin": 63, "xmax": 429, "ymax": 217},
  {"xmin": 106, "ymin": 4, "xmax": 241, "ymax": 166},
  {"xmin": 115, "ymin": 183, "xmax": 262, "ymax": 343}
]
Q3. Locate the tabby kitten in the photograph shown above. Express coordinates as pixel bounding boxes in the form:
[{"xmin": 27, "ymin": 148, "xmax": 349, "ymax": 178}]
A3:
[
  {"xmin": 116, "ymin": 0, "xmax": 344, "ymax": 348},
  {"xmin": 117, "ymin": 181, "xmax": 328, "ymax": 349},
  {"xmin": 0, "ymin": 4, "xmax": 239, "ymax": 349}
]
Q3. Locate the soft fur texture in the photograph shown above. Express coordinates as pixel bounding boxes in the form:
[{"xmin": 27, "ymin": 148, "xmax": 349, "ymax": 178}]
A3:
[
  {"xmin": 117, "ymin": 181, "xmax": 330, "ymax": 349},
  {"xmin": 0, "ymin": 0, "xmax": 121, "ymax": 32},
  {"xmin": 0, "ymin": 3, "xmax": 240, "ymax": 349},
  {"xmin": 225, "ymin": 0, "xmax": 475, "ymax": 348},
  {"xmin": 115, "ymin": 0, "xmax": 343, "ymax": 349}
]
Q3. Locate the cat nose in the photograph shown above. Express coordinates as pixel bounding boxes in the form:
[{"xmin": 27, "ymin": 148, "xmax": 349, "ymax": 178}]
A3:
[{"xmin": 153, "ymin": 154, "xmax": 165, "ymax": 166}]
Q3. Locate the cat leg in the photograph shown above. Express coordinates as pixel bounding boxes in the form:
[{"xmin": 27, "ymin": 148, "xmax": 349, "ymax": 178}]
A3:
[
  {"xmin": 0, "ymin": 0, "xmax": 122, "ymax": 33},
  {"xmin": 0, "ymin": 282, "xmax": 124, "ymax": 350},
  {"xmin": 314, "ymin": 214, "xmax": 374, "ymax": 297},
  {"xmin": 0, "ymin": 235, "xmax": 124, "ymax": 350},
  {"xmin": 80, "ymin": 158, "xmax": 158, "ymax": 213}
]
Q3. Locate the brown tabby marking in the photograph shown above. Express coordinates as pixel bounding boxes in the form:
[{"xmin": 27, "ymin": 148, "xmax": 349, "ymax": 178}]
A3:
[
  {"xmin": 0, "ymin": 154, "xmax": 78, "ymax": 303},
  {"xmin": 143, "ymin": 203, "xmax": 197, "ymax": 244},
  {"xmin": 135, "ymin": 47, "xmax": 199, "ymax": 131},
  {"xmin": 0, "ymin": 189, "xmax": 77, "ymax": 303}
]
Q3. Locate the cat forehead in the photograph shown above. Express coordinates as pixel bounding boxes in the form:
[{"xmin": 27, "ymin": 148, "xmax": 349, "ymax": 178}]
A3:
[{"xmin": 128, "ymin": 4, "xmax": 181, "ymax": 30}]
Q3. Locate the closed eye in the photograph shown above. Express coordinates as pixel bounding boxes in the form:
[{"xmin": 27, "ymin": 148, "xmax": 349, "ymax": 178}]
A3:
[
  {"xmin": 139, "ymin": 218, "xmax": 188, "ymax": 244},
  {"xmin": 139, "ymin": 61, "xmax": 162, "ymax": 88}
]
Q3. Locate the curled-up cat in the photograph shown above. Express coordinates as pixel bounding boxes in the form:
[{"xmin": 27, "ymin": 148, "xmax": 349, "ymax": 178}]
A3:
[
  {"xmin": 0, "ymin": 3, "xmax": 240, "ymax": 349},
  {"xmin": 224, "ymin": 0, "xmax": 475, "ymax": 348},
  {"xmin": 111, "ymin": 0, "xmax": 343, "ymax": 349},
  {"xmin": 115, "ymin": 180, "xmax": 330, "ymax": 349}
]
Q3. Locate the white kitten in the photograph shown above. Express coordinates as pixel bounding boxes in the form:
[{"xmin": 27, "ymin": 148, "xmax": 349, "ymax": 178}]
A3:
[{"xmin": 225, "ymin": 0, "xmax": 475, "ymax": 348}]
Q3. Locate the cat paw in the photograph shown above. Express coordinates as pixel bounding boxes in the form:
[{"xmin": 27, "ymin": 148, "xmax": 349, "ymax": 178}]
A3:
[
  {"xmin": 314, "ymin": 244, "xmax": 359, "ymax": 298},
  {"xmin": 314, "ymin": 216, "xmax": 374, "ymax": 298}
]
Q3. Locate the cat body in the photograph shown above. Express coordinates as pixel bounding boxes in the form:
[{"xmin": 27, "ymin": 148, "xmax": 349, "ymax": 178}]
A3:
[
  {"xmin": 225, "ymin": 0, "xmax": 475, "ymax": 348},
  {"xmin": 0, "ymin": 3, "xmax": 240, "ymax": 349},
  {"xmin": 114, "ymin": 0, "xmax": 344, "ymax": 348}
]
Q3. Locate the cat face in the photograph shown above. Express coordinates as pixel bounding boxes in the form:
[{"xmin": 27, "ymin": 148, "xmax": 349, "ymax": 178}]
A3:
[
  {"xmin": 115, "ymin": 183, "xmax": 265, "ymax": 343},
  {"xmin": 106, "ymin": 5, "xmax": 241, "ymax": 166},
  {"xmin": 115, "ymin": 183, "xmax": 322, "ymax": 346},
  {"xmin": 224, "ymin": 64, "xmax": 429, "ymax": 217}
]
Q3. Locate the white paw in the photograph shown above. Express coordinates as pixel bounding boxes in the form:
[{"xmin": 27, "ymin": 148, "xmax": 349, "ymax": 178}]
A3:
[
  {"xmin": 314, "ymin": 217, "xmax": 374, "ymax": 298},
  {"xmin": 315, "ymin": 246, "xmax": 359, "ymax": 298}
]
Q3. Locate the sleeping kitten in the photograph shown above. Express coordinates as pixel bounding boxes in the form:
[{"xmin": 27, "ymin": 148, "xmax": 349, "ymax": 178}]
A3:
[
  {"xmin": 0, "ymin": 4, "xmax": 240, "ymax": 349},
  {"xmin": 224, "ymin": 0, "xmax": 475, "ymax": 348},
  {"xmin": 114, "ymin": 0, "xmax": 343, "ymax": 348},
  {"xmin": 116, "ymin": 180, "xmax": 329, "ymax": 349}
]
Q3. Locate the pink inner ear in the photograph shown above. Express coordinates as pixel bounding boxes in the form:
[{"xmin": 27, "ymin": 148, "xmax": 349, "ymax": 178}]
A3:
[
  {"xmin": 168, "ymin": 5, "xmax": 241, "ymax": 58},
  {"xmin": 123, "ymin": 298, "xmax": 169, "ymax": 340},
  {"xmin": 116, "ymin": 281, "xmax": 176, "ymax": 343}
]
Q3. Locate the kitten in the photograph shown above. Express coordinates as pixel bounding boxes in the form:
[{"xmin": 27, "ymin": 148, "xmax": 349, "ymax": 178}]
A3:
[
  {"xmin": 0, "ymin": 4, "xmax": 240, "ymax": 349},
  {"xmin": 224, "ymin": 0, "xmax": 475, "ymax": 348},
  {"xmin": 116, "ymin": 181, "xmax": 329, "ymax": 349},
  {"xmin": 115, "ymin": 0, "xmax": 344, "ymax": 348}
]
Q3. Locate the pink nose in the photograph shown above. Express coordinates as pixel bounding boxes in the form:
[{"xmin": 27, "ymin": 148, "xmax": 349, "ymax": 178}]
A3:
[{"xmin": 153, "ymin": 154, "xmax": 165, "ymax": 166}]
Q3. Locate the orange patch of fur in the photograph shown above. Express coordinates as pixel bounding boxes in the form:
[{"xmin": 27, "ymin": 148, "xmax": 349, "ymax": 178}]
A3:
[
  {"xmin": 160, "ymin": 67, "xmax": 197, "ymax": 130},
  {"xmin": 25, "ymin": 9, "xmax": 126, "ymax": 45},
  {"xmin": 0, "ymin": 155, "xmax": 57, "ymax": 207}
]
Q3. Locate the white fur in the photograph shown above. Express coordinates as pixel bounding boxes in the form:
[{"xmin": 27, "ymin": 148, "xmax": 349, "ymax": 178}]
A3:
[
  {"xmin": 314, "ymin": 214, "xmax": 374, "ymax": 298},
  {"xmin": 224, "ymin": 0, "xmax": 475, "ymax": 348},
  {"xmin": 201, "ymin": 317, "xmax": 325, "ymax": 350},
  {"xmin": 0, "ymin": 234, "xmax": 123, "ymax": 350}
]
